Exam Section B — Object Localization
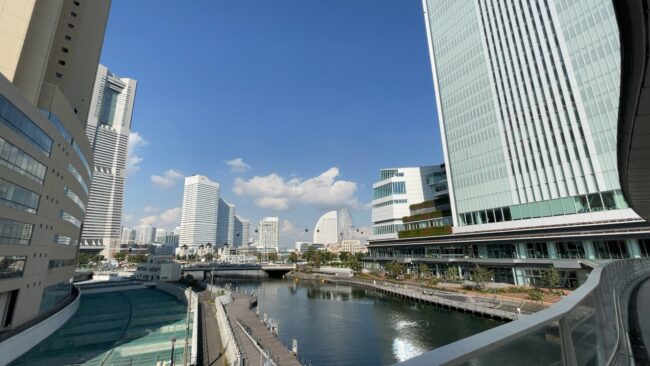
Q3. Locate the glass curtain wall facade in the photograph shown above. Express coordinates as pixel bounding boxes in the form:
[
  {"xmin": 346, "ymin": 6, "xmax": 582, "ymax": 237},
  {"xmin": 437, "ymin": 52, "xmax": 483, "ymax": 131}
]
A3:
[{"xmin": 423, "ymin": 0, "xmax": 632, "ymax": 229}]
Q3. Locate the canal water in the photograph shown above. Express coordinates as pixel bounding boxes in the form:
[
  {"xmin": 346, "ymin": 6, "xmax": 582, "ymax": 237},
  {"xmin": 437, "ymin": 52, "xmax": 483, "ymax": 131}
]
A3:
[{"xmin": 215, "ymin": 278, "xmax": 502, "ymax": 365}]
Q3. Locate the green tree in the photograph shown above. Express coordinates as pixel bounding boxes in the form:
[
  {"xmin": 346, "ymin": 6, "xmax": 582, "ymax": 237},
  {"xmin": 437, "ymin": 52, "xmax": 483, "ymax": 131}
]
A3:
[
  {"xmin": 128, "ymin": 254, "xmax": 147, "ymax": 264},
  {"xmin": 528, "ymin": 288, "xmax": 545, "ymax": 302},
  {"xmin": 349, "ymin": 257, "xmax": 362, "ymax": 272},
  {"xmin": 77, "ymin": 253, "xmax": 91, "ymax": 266},
  {"xmin": 471, "ymin": 265, "xmax": 493, "ymax": 290},
  {"xmin": 384, "ymin": 261, "xmax": 406, "ymax": 279},
  {"xmin": 288, "ymin": 252, "xmax": 299, "ymax": 263},
  {"xmin": 339, "ymin": 251, "xmax": 350, "ymax": 262},
  {"xmin": 418, "ymin": 263, "xmax": 428, "ymax": 278},
  {"xmin": 446, "ymin": 266, "xmax": 460, "ymax": 283},
  {"xmin": 541, "ymin": 267, "xmax": 561, "ymax": 292},
  {"xmin": 311, "ymin": 251, "xmax": 323, "ymax": 268},
  {"xmin": 268, "ymin": 252, "xmax": 278, "ymax": 262},
  {"xmin": 114, "ymin": 252, "xmax": 126, "ymax": 262}
]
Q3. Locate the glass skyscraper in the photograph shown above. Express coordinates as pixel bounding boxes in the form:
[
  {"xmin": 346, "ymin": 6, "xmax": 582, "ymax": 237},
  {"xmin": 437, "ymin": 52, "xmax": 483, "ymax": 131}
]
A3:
[{"xmin": 423, "ymin": 0, "xmax": 631, "ymax": 230}]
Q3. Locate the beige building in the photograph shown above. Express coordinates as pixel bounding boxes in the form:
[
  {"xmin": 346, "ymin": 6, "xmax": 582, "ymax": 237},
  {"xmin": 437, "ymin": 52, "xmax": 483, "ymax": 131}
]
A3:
[
  {"xmin": 134, "ymin": 255, "xmax": 181, "ymax": 282},
  {"xmin": 0, "ymin": 0, "xmax": 110, "ymax": 330},
  {"xmin": 340, "ymin": 240, "xmax": 365, "ymax": 253}
]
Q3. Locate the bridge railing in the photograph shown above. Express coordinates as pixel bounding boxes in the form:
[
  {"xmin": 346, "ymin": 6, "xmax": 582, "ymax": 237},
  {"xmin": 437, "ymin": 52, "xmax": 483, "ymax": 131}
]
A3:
[{"xmin": 399, "ymin": 258, "xmax": 650, "ymax": 366}]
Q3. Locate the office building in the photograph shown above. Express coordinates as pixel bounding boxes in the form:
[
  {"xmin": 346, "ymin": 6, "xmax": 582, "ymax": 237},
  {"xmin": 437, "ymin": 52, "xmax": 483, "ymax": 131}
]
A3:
[
  {"xmin": 365, "ymin": 0, "xmax": 650, "ymax": 288},
  {"xmin": 121, "ymin": 227, "xmax": 136, "ymax": 245},
  {"xmin": 258, "ymin": 217, "xmax": 279, "ymax": 251},
  {"xmin": 313, "ymin": 211, "xmax": 338, "ymax": 245},
  {"xmin": 338, "ymin": 208, "xmax": 354, "ymax": 242},
  {"xmin": 234, "ymin": 215, "xmax": 250, "ymax": 247},
  {"xmin": 371, "ymin": 166, "xmax": 445, "ymax": 240},
  {"xmin": 154, "ymin": 228, "xmax": 166, "ymax": 244},
  {"xmin": 216, "ymin": 198, "xmax": 235, "ymax": 247},
  {"xmin": 164, "ymin": 232, "xmax": 179, "ymax": 248},
  {"xmin": 0, "ymin": 0, "xmax": 110, "ymax": 332},
  {"xmin": 80, "ymin": 65, "xmax": 137, "ymax": 257},
  {"xmin": 341, "ymin": 240, "xmax": 364, "ymax": 254},
  {"xmin": 180, "ymin": 175, "xmax": 219, "ymax": 250},
  {"xmin": 135, "ymin": 224, "xmax": 156, "ymax": 245}
]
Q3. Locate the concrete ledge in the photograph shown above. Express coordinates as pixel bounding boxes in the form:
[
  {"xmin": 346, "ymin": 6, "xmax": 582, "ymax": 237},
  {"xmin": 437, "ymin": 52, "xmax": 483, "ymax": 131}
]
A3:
[
  {"xmin": 0, "ymin": 287, "xmax": 81, "ymax": 365},
  {"xmin": 155, "ymin": 282, "xmax": 199, "ymax": 366}
]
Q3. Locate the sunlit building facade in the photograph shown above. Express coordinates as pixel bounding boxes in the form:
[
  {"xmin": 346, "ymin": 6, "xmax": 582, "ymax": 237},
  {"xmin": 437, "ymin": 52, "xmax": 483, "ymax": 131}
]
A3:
[
  {"xmin": 180, "ymin": 175, "xmax": 219, "ymax": 250},
  {"xmin": 314, "ymin": 211, "xmax": 338, "ymax": 245}
]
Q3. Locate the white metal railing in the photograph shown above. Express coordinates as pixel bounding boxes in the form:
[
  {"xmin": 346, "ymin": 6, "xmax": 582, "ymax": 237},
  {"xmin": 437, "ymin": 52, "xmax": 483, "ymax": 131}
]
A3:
[{"xmin": 398, "ymin": 258, "xmax": 650, "ymax": 366}]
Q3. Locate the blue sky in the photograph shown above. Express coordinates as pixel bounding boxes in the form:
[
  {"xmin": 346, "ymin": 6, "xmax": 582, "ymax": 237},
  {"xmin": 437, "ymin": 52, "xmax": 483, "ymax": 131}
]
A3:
[{"xmin": 99, "ymin": 0, "xmax": 443, "ymax": 246}]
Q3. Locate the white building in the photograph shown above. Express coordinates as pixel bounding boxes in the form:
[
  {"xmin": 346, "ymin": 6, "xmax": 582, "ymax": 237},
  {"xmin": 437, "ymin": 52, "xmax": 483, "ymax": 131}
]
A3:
[
  {"xmin": 314, "ymin": 211, "xmax": 338, "ymax": 244},
  {"xmin": 338, "ymin": 208, "xmax": 354, "ymax": 242},
  {"xmin": 258, "ymin": 217, "xmax": 279, "ymax": 251},
  {"xmin": 81, "ymin": 65, "xmax": 137, "ymax": 256},
  {"xmin": 340, "ymin": 240, "xmax": 363, "ymax": 253},
  {"xmin": 180, "ymin": 175, "xmax": 219, "ymax": 250},
  {"xmin": 121, "ymin": 228, "xmax": 136, "ymax": 245},
  {"xmin": 371, "ymin": 166, "xmax": 442, "ymax": 240},
  {"xmin": 217, "ymin": 198, "xmax": 235, "ymax": 247},
  {"xmin": 134, "ymin": 255, "xmax": 181, "ymax": 282},
  {"xmin": 234, "ymin": 215, "xmax": 250, "ymax": 247},
  {"xmin": 135, "ymin": 225, "xmax": 156, "ymax": 244},
  {"xmin": 154, "ymin": 228, "xmax": 167, "ymax": 244}
]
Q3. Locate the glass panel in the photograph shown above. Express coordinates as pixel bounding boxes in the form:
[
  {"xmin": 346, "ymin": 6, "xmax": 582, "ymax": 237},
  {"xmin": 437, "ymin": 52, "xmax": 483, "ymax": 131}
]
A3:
[
  {"xmin": 588, "ymin": 194, "xmax": 604, "ymax": 212},
  {"xmin": 550, "ymin": 199, "xmax": 564, "ymax": 216},
  {"xmin": 0, "ymin": 255, "xmax": 27, "ymax": 279},
  {"xmin": 601, "ymin": 191, "xmax": 616, "ymax": 210},
  {"xmin": 520, "ymin": 204, "xmax": 531, "ymax": 219},
  {"xmin": 615, "ymin": 190, "xmax": 629, "ymax": 209},
  {"xmin": 530, "ymin": 202, "xmax": 541, "ymax": 218},
  {"xmin": 510, "ymin": 205, "xmax": 521, "ymax": 220},
  {"xmin": 495, "ymin": 208, "xmax": 503, "ymax": 222},
  {"xmin": 539, "ymin": 201, "xmax": 552, "ymax": 217},
  {"xmin": 503, "ymin": 207, "xmax": 512, "ymax": 221},
  {"xmin": 0, "ymin": 95, "xmax": 53, "ymax": 156},
  {"xmin": 0, "ymin": 178, "xmax": 40, "ymax": 213},
  {"xmin": 0, "ymin": 218, "xmax": 32, "ymax": 245},
  {"xmin": 574, "ymin": 196, "xmax": 589, "ymax": 214}
]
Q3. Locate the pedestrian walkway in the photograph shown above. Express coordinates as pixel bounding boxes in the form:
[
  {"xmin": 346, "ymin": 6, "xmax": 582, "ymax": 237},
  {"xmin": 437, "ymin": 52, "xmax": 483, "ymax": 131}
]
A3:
[
  {"xmin": 197, "ymin": 291, "xmax": 225, "ymax": 366},
  {"xmin": 224, "ymin": 292, "xmax": 301, "ymax": 366}
]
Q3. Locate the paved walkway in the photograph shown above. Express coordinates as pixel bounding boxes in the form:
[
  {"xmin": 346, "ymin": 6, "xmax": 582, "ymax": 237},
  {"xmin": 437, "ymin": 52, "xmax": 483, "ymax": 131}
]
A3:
[
  {"xmin": 629, "ymin": 278, "xmax": 650, "ymax": 364},
  {"xmin": 198, "ymin": 291, "xmax": 225, "ymax": 366},
  {"xmin": 225, "ymin": 292, "xmax": 301, "ymax": 366}
]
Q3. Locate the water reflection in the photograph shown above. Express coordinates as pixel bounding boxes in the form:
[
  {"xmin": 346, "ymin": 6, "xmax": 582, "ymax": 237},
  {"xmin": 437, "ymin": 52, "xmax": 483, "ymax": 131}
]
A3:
[{"xmin": 216, "ymin": 278, "xmax": 500, "ymax": 365}]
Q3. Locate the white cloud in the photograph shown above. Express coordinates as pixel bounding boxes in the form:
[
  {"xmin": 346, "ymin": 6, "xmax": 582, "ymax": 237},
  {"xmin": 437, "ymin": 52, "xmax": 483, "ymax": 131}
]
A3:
[
  {"xmin": 281, "ymin": 220, "xmax": 294, "ymax": 233},
  {"xmin": 233, "ymin": 167, "xmax": 360, "ymax": 211},
  {"xmin": 126, "ymin": 132, "xmax": 148, "ymax": 175},
  {"xmin": 151, "ymin": 169, "xmax": 184, "ymax": 189},
  {"xmin": 143, "ymin": 206, "xmax": 158, "ymax": 214},
  {"xmin": 138, "ymin": 207, "xmax": 182, "ymax": 230},
  {"xmin": 225, "ymin": 157, "xmax": 251, "ymax": 173}
]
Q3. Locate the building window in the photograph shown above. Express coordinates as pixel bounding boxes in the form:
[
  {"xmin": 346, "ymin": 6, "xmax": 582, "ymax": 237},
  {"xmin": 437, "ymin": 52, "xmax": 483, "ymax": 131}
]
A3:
[
  {"xmin": 67, "ymin": 163, "xmax": 89, "ymax": 196},
  {"xmin": 70, "ymin": 11, "xmax": 77, "ymax": 17},
  {"xmin": 73, "ymin": 0, "xmax": 80, "ymax": 6},
  {"xmin": 58, "ymin": 60, "xmax": 66, "ymax": 66},
  {"xmin": 60, "ymin": 210, "xmax": 81, "ymax": 228},
  {"xmin": 373, "ymin": 182, "xmax": 406, "ymax": 199},
  {"xmin": 39, "ymin": 281, "xmax": 71, "ymax": 314},
  {"xmin": 0, "ymin": 136, "xmax": 47, "ymax": 184},
  {"xmin": 0, "ymin": 178, "xmax": 40, "ymax": 213},
  {"xmin": 53, "ymin": 235, "xmax": 78, "ymax": 246},
  {"xmin": 63, "ymin": 186, "xmax": 85, "ymax": 211},
  {"xmin": 0, "ymin": 256, "xmax": 27, "ymax": 280},
  {"xmin": 0, "ymin": 218, "xmax": 32, "ymax": 245},
  {"xmin": 0, "ymin": 95, "xmax": 53, "ymax": 156},
  {"xmin": 66, "ymin": 24, "xmax": 74, "ymax": 30},
  {"xmin": 62, "ymin": 47, "xmax": 69, "ymax": 53},
  {"xmin": 64, "ymin": 35, "xmax": 71, "ymax": 41}
]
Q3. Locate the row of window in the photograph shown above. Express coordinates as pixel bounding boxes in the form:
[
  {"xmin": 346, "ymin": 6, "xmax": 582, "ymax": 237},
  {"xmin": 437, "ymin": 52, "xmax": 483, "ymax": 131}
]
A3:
[
  {"xmin": 0, "ymin": 256, "xmax": 27, "ymax": 280},
  {"xmin": 0, "ymin": 178, "xmax": 40, "ymax": 214},
  {"xmin": 0, "ymin": 136, "xmax": 47, "ymax": 185},
  {"xmin": 67, "ymin": 163, "xmax": 89, "ymax": 195},
  {"xmin": 458, "ymin": 190, "xmax": 628, "ymax": 226},
  {"xmin": 372, "ymin": 224, "xmax": 404, "ymax": 236},
  {"xmin": 373, "ymin": 182, "xmax": 406, "ymax": 199},
  {"xmin": 64, "ymin": 186, "xmax": 85, "ymax": 212},
  {"xmin": 60, "ymin": 210, "xmax": 81, "ymax": 228},
  {"xmin": 53, "ymin": 235, "xmax": 78, "ymax": 246},
  {"xmin": 368, "ymin": 240, "xmax": 650, "ymax": 261},
  {"xmin": 44, "ymin": 112, "xmax": 92, "ymax": 179},
  {"xmin": 0, "ymin": 218, "xmax": 32, "ymax": 245},
  {"xmin": 0, "ymin": 95, "xmax": 53, "ymax": 156},
  {"xmin": 403, "ymin": 217, "xmax": 452, "ymax": 230},
  {"xmin": 379, "ymin": 170, "xmax": 404, "ymax": 180},
  {"xmin": 372, "ymin": 199, "xmax": 407, "ymax": 208},
  {"xmin": 47, "ymin": 258, "xmax": 75, "ymax": 270}
]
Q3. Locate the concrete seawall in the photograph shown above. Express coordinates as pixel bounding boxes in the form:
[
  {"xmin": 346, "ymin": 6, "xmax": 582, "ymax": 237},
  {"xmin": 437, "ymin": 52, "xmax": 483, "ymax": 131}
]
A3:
[
  {"xmin": 287, "ymin": 272, "xmax": 519, "ymax": 321},
  {"xmin": 156, "ymin": 282, "xmax": 199, "ymax": 365},
  {"xmin": 210, "ymin": 286, "xmax": 241, "ymax": 366}
]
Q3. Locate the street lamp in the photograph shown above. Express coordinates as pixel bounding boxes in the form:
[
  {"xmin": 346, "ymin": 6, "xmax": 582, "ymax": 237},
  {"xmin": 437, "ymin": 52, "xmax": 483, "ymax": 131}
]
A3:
[{"xmin": 170, "ymin": 336, "xmax": 177, "ymax": 366}]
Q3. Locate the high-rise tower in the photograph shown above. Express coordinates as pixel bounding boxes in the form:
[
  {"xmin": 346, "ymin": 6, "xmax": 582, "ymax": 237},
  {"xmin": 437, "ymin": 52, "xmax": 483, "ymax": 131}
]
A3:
[
  {"xmin": 0, "ymin": 0, "xmax": 110, "ymax": 334},
  {"xmin": 179, "ymin": 175, "xmax": 219, "ymax": 250},
  {"xmin": 81, "ymin": 65, "xmax": 137, "ymax": 256}
]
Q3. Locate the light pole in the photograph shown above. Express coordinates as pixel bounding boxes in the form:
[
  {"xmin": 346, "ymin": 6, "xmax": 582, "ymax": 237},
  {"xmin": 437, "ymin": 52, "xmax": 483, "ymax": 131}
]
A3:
[{"xmin": 170, "ymin": 336, "xmax": 177, "ymax": 366}]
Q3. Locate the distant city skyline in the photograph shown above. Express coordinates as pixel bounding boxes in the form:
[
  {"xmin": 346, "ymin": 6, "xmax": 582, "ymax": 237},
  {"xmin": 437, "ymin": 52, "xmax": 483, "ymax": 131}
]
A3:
[{"xmin": 98, "ymin": 1, "xmax": 443, "ymax": 246}]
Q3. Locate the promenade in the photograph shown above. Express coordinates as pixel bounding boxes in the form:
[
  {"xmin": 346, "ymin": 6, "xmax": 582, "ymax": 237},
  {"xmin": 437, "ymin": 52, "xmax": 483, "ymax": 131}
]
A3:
[
  {"xmin": 224, "ymin": 292, "xmax": 301, "ymax": 366},
  {"xmin": 288, "ymin": 272, "xmax": 535, "ymax": 321}
]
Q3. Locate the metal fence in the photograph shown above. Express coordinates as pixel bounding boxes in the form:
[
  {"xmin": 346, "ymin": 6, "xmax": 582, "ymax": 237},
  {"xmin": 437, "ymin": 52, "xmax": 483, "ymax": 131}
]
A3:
[{"xmin": 399, "ymin": 258, "xmax": 650, "ymax": 366}]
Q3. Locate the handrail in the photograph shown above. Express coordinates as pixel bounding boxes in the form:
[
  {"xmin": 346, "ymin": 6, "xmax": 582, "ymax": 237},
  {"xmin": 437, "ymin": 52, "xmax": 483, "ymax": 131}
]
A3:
[{"xmin": 398, "ymin": 258, "xmax": 650, "ymax": 366}]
